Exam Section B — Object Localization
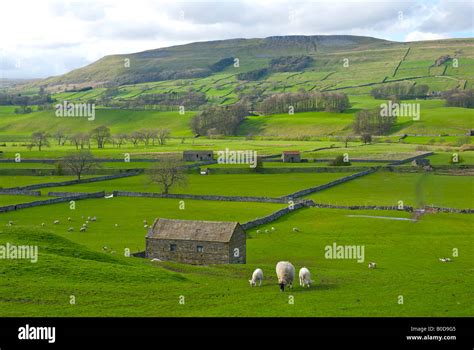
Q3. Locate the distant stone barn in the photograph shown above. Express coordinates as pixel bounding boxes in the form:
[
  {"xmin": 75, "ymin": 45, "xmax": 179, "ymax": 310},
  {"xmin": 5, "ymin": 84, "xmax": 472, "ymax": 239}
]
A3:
[
  {"xmin": 183, "ymin": 150, "xmax": 214, "ymax": 162},
  {"xmin": 412, "ymin": 158, "xmax": 430, "ymax": 167},
  {"xmin": 145, "ymin": 219, "xmax": 246, "ymax": 265},
  {"xmin": 282, "ymin": 151, "xmax": 301, "ymax": 163}
]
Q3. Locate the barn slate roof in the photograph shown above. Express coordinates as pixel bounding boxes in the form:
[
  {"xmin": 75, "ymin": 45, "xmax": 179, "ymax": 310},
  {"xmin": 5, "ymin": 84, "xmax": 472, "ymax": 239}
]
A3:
[{"xmin": 146, "ymin": 218, "xmax": 240, "ymax": 243}]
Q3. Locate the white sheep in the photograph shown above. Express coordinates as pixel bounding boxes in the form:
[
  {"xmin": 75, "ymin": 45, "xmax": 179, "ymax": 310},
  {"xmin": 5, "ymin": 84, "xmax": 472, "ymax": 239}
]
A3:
[
  {"xmin": 53, "ymin": 220, "xmax": 59, "ymax": 225},
  {"xmin": 299, "ymin": 267, "xmax": 313, "ymax": 288},
  {"xmin": 79, "ymin": 227, "xmax": 86, "ymax": 232},
  {"xmin": 256, "ymin": 230, "xmax": 261, "ymax": 234},
  {"xmin": 249, "ymin": 268, "xmax": 264, "ymax": 287},
  {"xmin": 439, "ymin": 258, "xmax": 452, "ymax": 263},
  {"xmin": 144, "ymin": 224, "xmax": 149, "ymax": 228},
  {"xmin": 90, "ymin": 216, "xmax": 97, "ymax": 222},
  {"xmin": 271, "ymin": 227, "xmax": 276, "ymax": 231},
  {"xmin": 8, "ymin": 220, "xmax": 13, "ymax": 226},
  {"xmin": 67, "ymin": 217, "xmax": 72, "ymax": 222},
  {"xmin": 67, "ymin": 227, "xmax": 74, "ymax": 232},
  {"xmin": 292, "ymin": 227, "xmax": 299, "ymax": 232},
  {"xmin": 114, "ymin": 224, "xmax": 118, "ymax": 227},
  {"xmin": 143, "ymin": 219, "xmax": 148, "ymax": 225},
  {"xmin": 41, "ymin": 223, "xmax": 45, "ymax": 227},
  {"xmin": 276, "ymin": 261, "xmax": 295, "ymax": 292},
  {"xmin": 368, "ymin": 262, "xmax": 377, "ymax": 269},
  {"xmin": 265, "ymin": 229, "xmax": 269, "ymax": 233}
]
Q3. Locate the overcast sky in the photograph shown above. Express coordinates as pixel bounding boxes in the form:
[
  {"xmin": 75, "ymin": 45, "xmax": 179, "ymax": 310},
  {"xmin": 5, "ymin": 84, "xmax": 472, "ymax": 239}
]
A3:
[{"xmin": 0, "ymin": 0, "xmax": 472, "ymax": 79}]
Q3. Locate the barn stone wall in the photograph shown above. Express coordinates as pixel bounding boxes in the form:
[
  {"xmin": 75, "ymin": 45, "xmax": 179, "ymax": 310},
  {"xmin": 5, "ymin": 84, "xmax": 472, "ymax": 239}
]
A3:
[{"xmin": 146, "ymin": 238, "xmax": 230, "ymax": 265}]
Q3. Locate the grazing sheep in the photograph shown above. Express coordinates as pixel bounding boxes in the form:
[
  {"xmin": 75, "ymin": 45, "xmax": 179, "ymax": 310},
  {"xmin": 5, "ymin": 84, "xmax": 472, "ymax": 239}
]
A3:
[
  {"xmin": 114, "ymin": 224, "xmax": 118, "ymax": 227},
  {"xmin": 102, "ymin": 246, "xmax": 108, "ymax": 251},
  {"xmin": 143, "ymin": 219, "xmax": 148, "ymax": 225},
  {"xmin": 439, "ymin": 258, "xmax": 452, "ymax": 263},
  {"xmin": 265, "ymin": 229, "xmax": 269, "ymax": 233},
  {"xmin": 90, "ymin": 216, "xmax": 97, "ymax": 222},
  {"xmin": 276, "ymin": 261, "xmax": 295, "ymax": 292},
  {"xmin": 85, "ymin": 221, "xmax": 89, "ymax": 224},
  {"xmin": 144, "ymin": 224, "xmax": 149, "ymax": 228},
  {"xmin": 87, "ymin": 216, "xmax": 91, "ymax": 220},
  {"xmin": 249, "ymin": 268, "xmax": 264, "ymax": 287},
  {"xmin": 8, "ymin": 221, "xmax": 13, "ymax": 226},
  {"xmin": 271, "ymin": 227, "xmax": 276, "ymax": 231},
  {"xmin": 67, "ymin": 227, "xmax": 74, "ymax": 232},
  {"xmin": 79, "ymin": 227, "xmax": 86, "ymax": 232},
  {"xmin": 53, "ymin": 220, "xmax": 60, "ymax": 225},
  {"xmin": 256, "ymin": 230, "xmax": 261, "ymax": 234},
  {"xmin": 368, "ymin": 262, "xmax": 377, "ymax": 269},
  {"xmin": 67, "ymin": 217, "xmax": 72, "ymax": 222},
  {"xmin": 299, "ymin": 267, "xmax": 313, "ymax": 288},
  {"xmin": 41, "ymin": 223, "xmax": 45, "ymax": 227},
  {"xmin": 292, "ymin": 227, "xmax": 299, "ymax": 232}
]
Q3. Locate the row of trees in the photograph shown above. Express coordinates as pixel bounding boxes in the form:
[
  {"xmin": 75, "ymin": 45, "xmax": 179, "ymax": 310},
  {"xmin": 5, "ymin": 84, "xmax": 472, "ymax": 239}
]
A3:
[
  {"xmin": 190, "ymin": 102, "xmax": 249, "ymax": 136},
  {"xmin": 371, "ymin": 83, "xmax": 429, "ymax": 99},
  {"xmin": 352, "ymin": 109, "xmax": 397, "ymax": 135},
  {"xmin": 26, "ymin": 126, "xmax": 171, "ymax": 151},
  {"xmin": 258, "ymin": 91, "xmax": 350, "ymax": 114},
  {"xmin": 442, "ymin": 89, "xmax": 474, "ymax": 108},
  {"xmin": 61, "ymin": 150, "xmax": 187, "ymax": 195}
]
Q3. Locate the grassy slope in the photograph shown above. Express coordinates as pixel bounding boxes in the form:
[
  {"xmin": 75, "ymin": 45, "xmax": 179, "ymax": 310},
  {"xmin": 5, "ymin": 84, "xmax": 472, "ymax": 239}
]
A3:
[
  {"xmin": 308, "ymin": 172, "xmax": 474, "ymax": 208},
  {"xmin": 1, "ymin": 207, "xmax": 472, "ymax": 316}
]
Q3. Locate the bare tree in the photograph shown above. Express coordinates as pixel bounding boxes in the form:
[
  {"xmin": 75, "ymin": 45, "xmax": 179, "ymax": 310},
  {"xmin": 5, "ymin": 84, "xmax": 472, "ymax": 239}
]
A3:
[
  {"xmin": 53, "ymin": 128, "xmax": 69, "ymax": 146},
  {"xmin": 28, "ymin": 131, "xmax": 50, "ymax": 151},
  {"xmin": 140, "ymin": 129, "xmax": 157, "ymax": 147},
  {"xmin": 129, "ymin": 131, "xmax": 143, "ymax": 147},
  {"xmin": 113, "ymin": 133, "xmax": 128, "ymax": 148},
  {"xmin": 70, "ymin": 133, "xmax": 90, "ymax": 150},
  {"xmin": 157, "ymin": 129, "xmax": 170, "ymax": 145},
  {"xmin": 61, "ymin": 151, "xmax": 98, "ymax": 181},
  {"xmin": 90, "ymin": 125, "xmax": 111, "ymax": 149},
  {"xmin": 148, "ymin": 157, "xmax": 187, "ymax": 194}
]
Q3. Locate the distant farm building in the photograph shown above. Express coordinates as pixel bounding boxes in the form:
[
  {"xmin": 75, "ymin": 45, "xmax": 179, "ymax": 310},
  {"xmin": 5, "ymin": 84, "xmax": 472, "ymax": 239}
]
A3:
[
  {"xmin": 412, "ymin": 158, "xmax": 430, "ymax": 167},
  {"xmin": 183, "ymin": 150, "xmax": 214, "ymax": 162},
  {"xmin": 145, "ymin": 219, "xmax": 246, "ymax": 265},
  {"xmin": 282, "ymin": 151, "xmax": 301, "ymax": 163}
]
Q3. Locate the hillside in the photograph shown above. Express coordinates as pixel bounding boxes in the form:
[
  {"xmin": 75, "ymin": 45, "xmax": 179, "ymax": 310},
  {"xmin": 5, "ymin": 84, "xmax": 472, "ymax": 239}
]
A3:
[{"xmin": 37, "ymin": 35, "xmax": 392, "ymax": 88}]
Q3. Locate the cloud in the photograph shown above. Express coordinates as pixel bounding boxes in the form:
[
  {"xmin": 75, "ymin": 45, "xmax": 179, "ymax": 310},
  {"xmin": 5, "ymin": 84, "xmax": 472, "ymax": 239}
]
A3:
[
  {"xmin": 0, "ymin": 0, "xmax": 472, "ymax": 79},
  {"xmin": 404, "ymin": 31, "xmax": 448, "ymax": 42}
]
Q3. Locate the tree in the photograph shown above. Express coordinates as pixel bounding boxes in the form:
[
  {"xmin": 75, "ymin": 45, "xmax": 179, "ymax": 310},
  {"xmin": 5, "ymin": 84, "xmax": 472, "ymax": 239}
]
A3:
[
  {"xmin": 113, "ymin": 133, "xmax": 128, "ymax": 148},
  {"xmin": 53, "ymin": 128, "xmax": 69, "ymax": 146},
  {"xmin": 129, "ymin": 131, "xmax": 143, "ymax": 147},
  {"xmin": 29, "ymin": 132, "xmax": 50, "ymax": 151},
  {"xmin": 157, "ymin": 129, "xmax": 170, "ymax": 145},
  {"xmin": 148, "ymin": 157, "xmax": 187, "ymax": 194},
  {"xmin": 90, "ymin": 125, "xmax": 111, "ymax": 149},
  {"xmin": 61, "ymin": 151, "xmax": 98, "ymax": 181},
  {"xmin": 361, "ymin": 133, "xmax": 372, "ymax": 144},
  {"xmin": 140, "ymin": 129, "xmax": 156, "ymax": 147},
  {"xmin": 70, "ymin": 133, "xmax": 89, "ymax": 150}
]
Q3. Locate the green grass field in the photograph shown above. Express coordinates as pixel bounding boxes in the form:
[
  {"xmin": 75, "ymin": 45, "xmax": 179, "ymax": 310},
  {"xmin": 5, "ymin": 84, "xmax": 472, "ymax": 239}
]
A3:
[
  {"xmin": 0, "ymin": 206, "xmax": 472, "ymax": 316},
  {"xmin": 308, "ymin": 172, "xmax": 474, "ymax": 208}
]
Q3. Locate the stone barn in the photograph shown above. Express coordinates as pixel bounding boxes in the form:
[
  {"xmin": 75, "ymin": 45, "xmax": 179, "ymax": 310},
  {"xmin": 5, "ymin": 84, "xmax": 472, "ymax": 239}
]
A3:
[
  {"xmin": 412, "ymin": 158, "xmax": 430, "ymax": 167},
  {"xmin": 145, "ymin": 219, "xmax": 246, "ymax": 265},
  {"xmin": 183, "ymin": 150, "xmax": 214, "ymax": 162},
  {"xmin": 282, "ymin": 151, "xmax": 301, "ymax": 163}
]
